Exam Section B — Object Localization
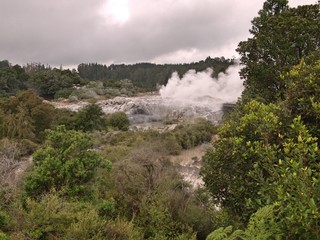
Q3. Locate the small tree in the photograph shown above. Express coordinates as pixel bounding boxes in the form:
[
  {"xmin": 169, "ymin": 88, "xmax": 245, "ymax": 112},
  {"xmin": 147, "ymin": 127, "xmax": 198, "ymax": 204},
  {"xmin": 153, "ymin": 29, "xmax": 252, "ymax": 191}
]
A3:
[
  {"xmin": 24, "ymin": 126, "xmax": 111, "ymax": 198},
  {"xmin": 74, "ymin": 104, "xmax": 106, "ymax": 132}
]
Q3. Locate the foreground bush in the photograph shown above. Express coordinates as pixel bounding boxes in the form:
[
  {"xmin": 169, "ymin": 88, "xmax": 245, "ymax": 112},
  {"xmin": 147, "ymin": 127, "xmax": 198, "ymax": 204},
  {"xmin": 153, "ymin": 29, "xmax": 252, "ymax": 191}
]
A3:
[
  {"xmin": 23, "ymin": 193, "xmax": 143, "ymax": 240},
  {"xmin": 24, "ymin": 126, "xmax": 111, "ymax": 198}
]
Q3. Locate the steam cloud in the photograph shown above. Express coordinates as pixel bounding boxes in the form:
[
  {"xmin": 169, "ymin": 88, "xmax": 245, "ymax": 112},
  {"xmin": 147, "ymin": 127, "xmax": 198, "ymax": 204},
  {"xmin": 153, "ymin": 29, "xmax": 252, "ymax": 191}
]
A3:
[{"xmin": 159, "ymin": 64, "xmax": 243, "ymax": 104}]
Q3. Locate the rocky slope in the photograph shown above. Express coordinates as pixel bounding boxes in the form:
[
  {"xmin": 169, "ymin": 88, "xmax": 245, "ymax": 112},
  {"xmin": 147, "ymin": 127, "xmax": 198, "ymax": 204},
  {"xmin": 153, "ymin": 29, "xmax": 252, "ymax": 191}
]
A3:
[{"xmin": 51, "ymin": 94, "xmax": 225, "ymax": 126}]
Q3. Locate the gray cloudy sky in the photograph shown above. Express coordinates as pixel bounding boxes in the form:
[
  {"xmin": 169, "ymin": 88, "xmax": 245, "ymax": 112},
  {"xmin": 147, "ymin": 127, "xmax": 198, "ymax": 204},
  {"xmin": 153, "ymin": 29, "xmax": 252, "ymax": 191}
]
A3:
[{"xmin": 0, "ymin": 0, "xmax": 316, "ymax": 67}]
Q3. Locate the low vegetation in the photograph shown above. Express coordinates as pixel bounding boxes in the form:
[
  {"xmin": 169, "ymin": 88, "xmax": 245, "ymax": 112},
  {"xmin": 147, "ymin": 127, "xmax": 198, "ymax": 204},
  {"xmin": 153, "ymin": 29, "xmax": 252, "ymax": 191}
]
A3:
[{"xmin": 0, "ymin": 97, "xmax": 218, "ymax": 239}]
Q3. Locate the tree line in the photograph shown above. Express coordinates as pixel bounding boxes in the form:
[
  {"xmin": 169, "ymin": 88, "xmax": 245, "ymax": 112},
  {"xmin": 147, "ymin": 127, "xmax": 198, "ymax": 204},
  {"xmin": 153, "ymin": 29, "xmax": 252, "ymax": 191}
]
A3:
[
  {"xmin": 77, "ymin": 57, "xmax": 233, "ymax": 91},
  {"xmin": 0, "ymin": 56, "xmax": 234, "ymax": 100}
]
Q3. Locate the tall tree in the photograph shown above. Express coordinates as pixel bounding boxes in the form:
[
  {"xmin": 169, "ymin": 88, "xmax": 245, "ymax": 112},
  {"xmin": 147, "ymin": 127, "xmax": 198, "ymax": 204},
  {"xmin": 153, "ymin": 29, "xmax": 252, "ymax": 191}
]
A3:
[{"xmin": 237, "ymin": 3, "xmax": 320, "ymax": 102}]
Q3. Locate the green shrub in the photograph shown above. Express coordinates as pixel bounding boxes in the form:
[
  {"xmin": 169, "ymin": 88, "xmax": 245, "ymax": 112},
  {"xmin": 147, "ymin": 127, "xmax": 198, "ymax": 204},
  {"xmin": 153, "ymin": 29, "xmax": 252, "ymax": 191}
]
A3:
[
  {"xmin": 52, "ymin": 108, "xmax": 76, "ymax": 130},
  {"xmin": 0, "ymin": 90, "xmax": 56, "ymax": 141},
  {"xmin": 64, "ymin": 209, "xmax": 107, "ymax": 240},
  {"xmin": 74, "ymin": 104, "xmax": 106, "ymax": 132},
  {"xmin": 23, "ymin": 192, "xmax": 142, "ymax": 240},
  {"xmin": 24, "ymin": 193, "xmax": 107, "ymax": 240},
  {"xmin": 24, "ymin": 126, "xmax": 110, "ymax": 198},
  {"xmin": 24, "ymin": 193, "xmax": 74, "ymax": 239},
  {"xmin": 19, "ymin": 139, "xmax": 38, "ymax": 155},
  {"xmin": 161, "ymin": 133, "xmax": 182, "ymax": 155},
  {"xmin": 173, "ymin": 119, "xmax": 216, "ymax": 149},
  {"xmin": 106, "ymin": 112, "xmax": 130, "ymax": 131},
  {"xmin": 136, "ymin": 199, "xmax": 196, "ymax": 240}
]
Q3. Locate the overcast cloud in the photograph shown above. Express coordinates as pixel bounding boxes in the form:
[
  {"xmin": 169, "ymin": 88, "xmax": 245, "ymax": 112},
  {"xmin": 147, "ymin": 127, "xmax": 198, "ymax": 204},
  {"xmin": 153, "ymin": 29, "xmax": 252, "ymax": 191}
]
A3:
[{"xmin": 0, "ymin": 0, "xmax": 316, "ymax": 67}]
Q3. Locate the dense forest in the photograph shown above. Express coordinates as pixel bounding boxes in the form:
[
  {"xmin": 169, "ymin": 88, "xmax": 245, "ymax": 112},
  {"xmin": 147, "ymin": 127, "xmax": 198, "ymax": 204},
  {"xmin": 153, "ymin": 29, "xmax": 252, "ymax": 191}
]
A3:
[
  {"xmin": 0, "ymin": 0, "xmax": 320, "ymax": 239},
  {"xmin": 0, "ymin": 56, "xmax": 233, "ymax": 100},
  {"xmin": 77, "ymin": 57, "xmax": 233, "ymax": 91}
]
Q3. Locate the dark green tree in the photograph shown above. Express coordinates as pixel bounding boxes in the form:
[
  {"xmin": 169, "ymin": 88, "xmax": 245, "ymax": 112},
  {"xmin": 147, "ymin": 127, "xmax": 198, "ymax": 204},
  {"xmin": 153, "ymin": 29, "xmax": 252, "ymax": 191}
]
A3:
[
  {"xmin": 74, "ymin": 104, "xmax": 106, "ymax": 131},
  {"xmin": 29, "ymin": 69, "xmax": 82, "ymax": 99},
  {"xmin": 237, "ymin": 3, "xmax": 320, "ymax": 102},
  {"xmin": 202, "ymin": 52, "xmax": 320, "ymax": 236},
  {"xmin": 283, "ymin": 49, "xmax": 320, "ymax": 137},
  {"xmin": 77, "ymin": 57, "xmax": 234, "ymax": 91},
  {"xmin": 0, "ymin": 64, "xmax": 28, "ymax": 97},
  {"xmin": 201, "ymin": 100, "xmax": 286, "ymax": 222},
  {"xmin": 250, "ymin": 117, "xmax": 320, "ymax": 239},
  {"xmin": 24, "ymin": 126, "xmax": 110, "ymax": 198}
]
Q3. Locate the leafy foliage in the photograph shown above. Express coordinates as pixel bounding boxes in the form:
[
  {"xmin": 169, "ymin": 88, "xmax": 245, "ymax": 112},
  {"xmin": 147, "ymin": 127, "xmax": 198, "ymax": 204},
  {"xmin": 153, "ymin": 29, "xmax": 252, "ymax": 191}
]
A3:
[
  {"xmin": 202, "ymin": 102, "xmax": 320, "ymax": 238},
  {"xmin": 203, "ymin": 2, "xmax": 320, "ymax": 238},
  {"xmin": 24, "ymin": 126, "xmax": 110, "ymax": 198},
  {"xmin": 74, "ymin": 104, "xmax": 106, "ymax": 132},
  {"xmin": 29, "ymin": 68, "xmax": 82, "ymax": 99},
  {"xmin": 173, "ymin": 119, "xmax": 216, "ymax": 150},
  {"xmin": 23, "ymin": 192, "xmax": 143, "ymax": 240},
  {"xmin": 206, "ymin": 205, "xmax": 282, "ymax": 240},
  {"xmin": 253, "ymin": 117, "xmax": 320, "ymax": 239},
  {"xmin": 91, "ymin": 122, "xmax": 217, "ymax": 239},
  {"xmin": 206, "ymin": 226, "xmax": 243, "ymax": 240},
  {"xmin": 237, "ymin": 3, "xmax": 320, "ymax": 102},
  {"xmin": 201, "ymin": 100, "xmax": 284, "ymax": 221},
  {"xmin": 283, "ymin": 49, "xmax": 320, "ymax": 137},
  {"xmin": 243, "ymin": 205, "xmax": 282, "ymax": 240}
]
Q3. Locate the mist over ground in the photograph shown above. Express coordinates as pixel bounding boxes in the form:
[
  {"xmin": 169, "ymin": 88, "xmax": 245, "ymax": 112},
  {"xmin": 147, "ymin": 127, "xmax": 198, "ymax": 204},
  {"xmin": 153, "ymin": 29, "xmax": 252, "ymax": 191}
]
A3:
[{"xmin": 159, "ymin": 64, "xmax": 243, "ymax": 104}]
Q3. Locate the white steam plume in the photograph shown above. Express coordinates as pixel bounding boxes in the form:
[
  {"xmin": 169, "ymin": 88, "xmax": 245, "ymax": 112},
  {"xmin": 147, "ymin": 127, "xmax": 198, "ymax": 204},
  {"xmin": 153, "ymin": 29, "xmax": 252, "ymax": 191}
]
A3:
[{"xmin": 159, "ymin": 64, "xmax": 243, "ymax": 103}]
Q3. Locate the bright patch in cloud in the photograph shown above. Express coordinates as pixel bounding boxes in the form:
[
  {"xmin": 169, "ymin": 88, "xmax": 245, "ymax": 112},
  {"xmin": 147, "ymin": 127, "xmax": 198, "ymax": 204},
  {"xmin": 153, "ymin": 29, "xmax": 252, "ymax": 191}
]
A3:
[{"xmin": 100, "ymin": 0, "xmax": 130, "ymax": 25}]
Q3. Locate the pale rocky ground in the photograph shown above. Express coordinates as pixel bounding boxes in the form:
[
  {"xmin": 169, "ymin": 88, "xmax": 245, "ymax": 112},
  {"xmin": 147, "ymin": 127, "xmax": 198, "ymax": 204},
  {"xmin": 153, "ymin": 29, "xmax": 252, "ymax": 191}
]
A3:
[{"xmin": 50, "ymin": 95, "xmax": 224, "ymax": 126}]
